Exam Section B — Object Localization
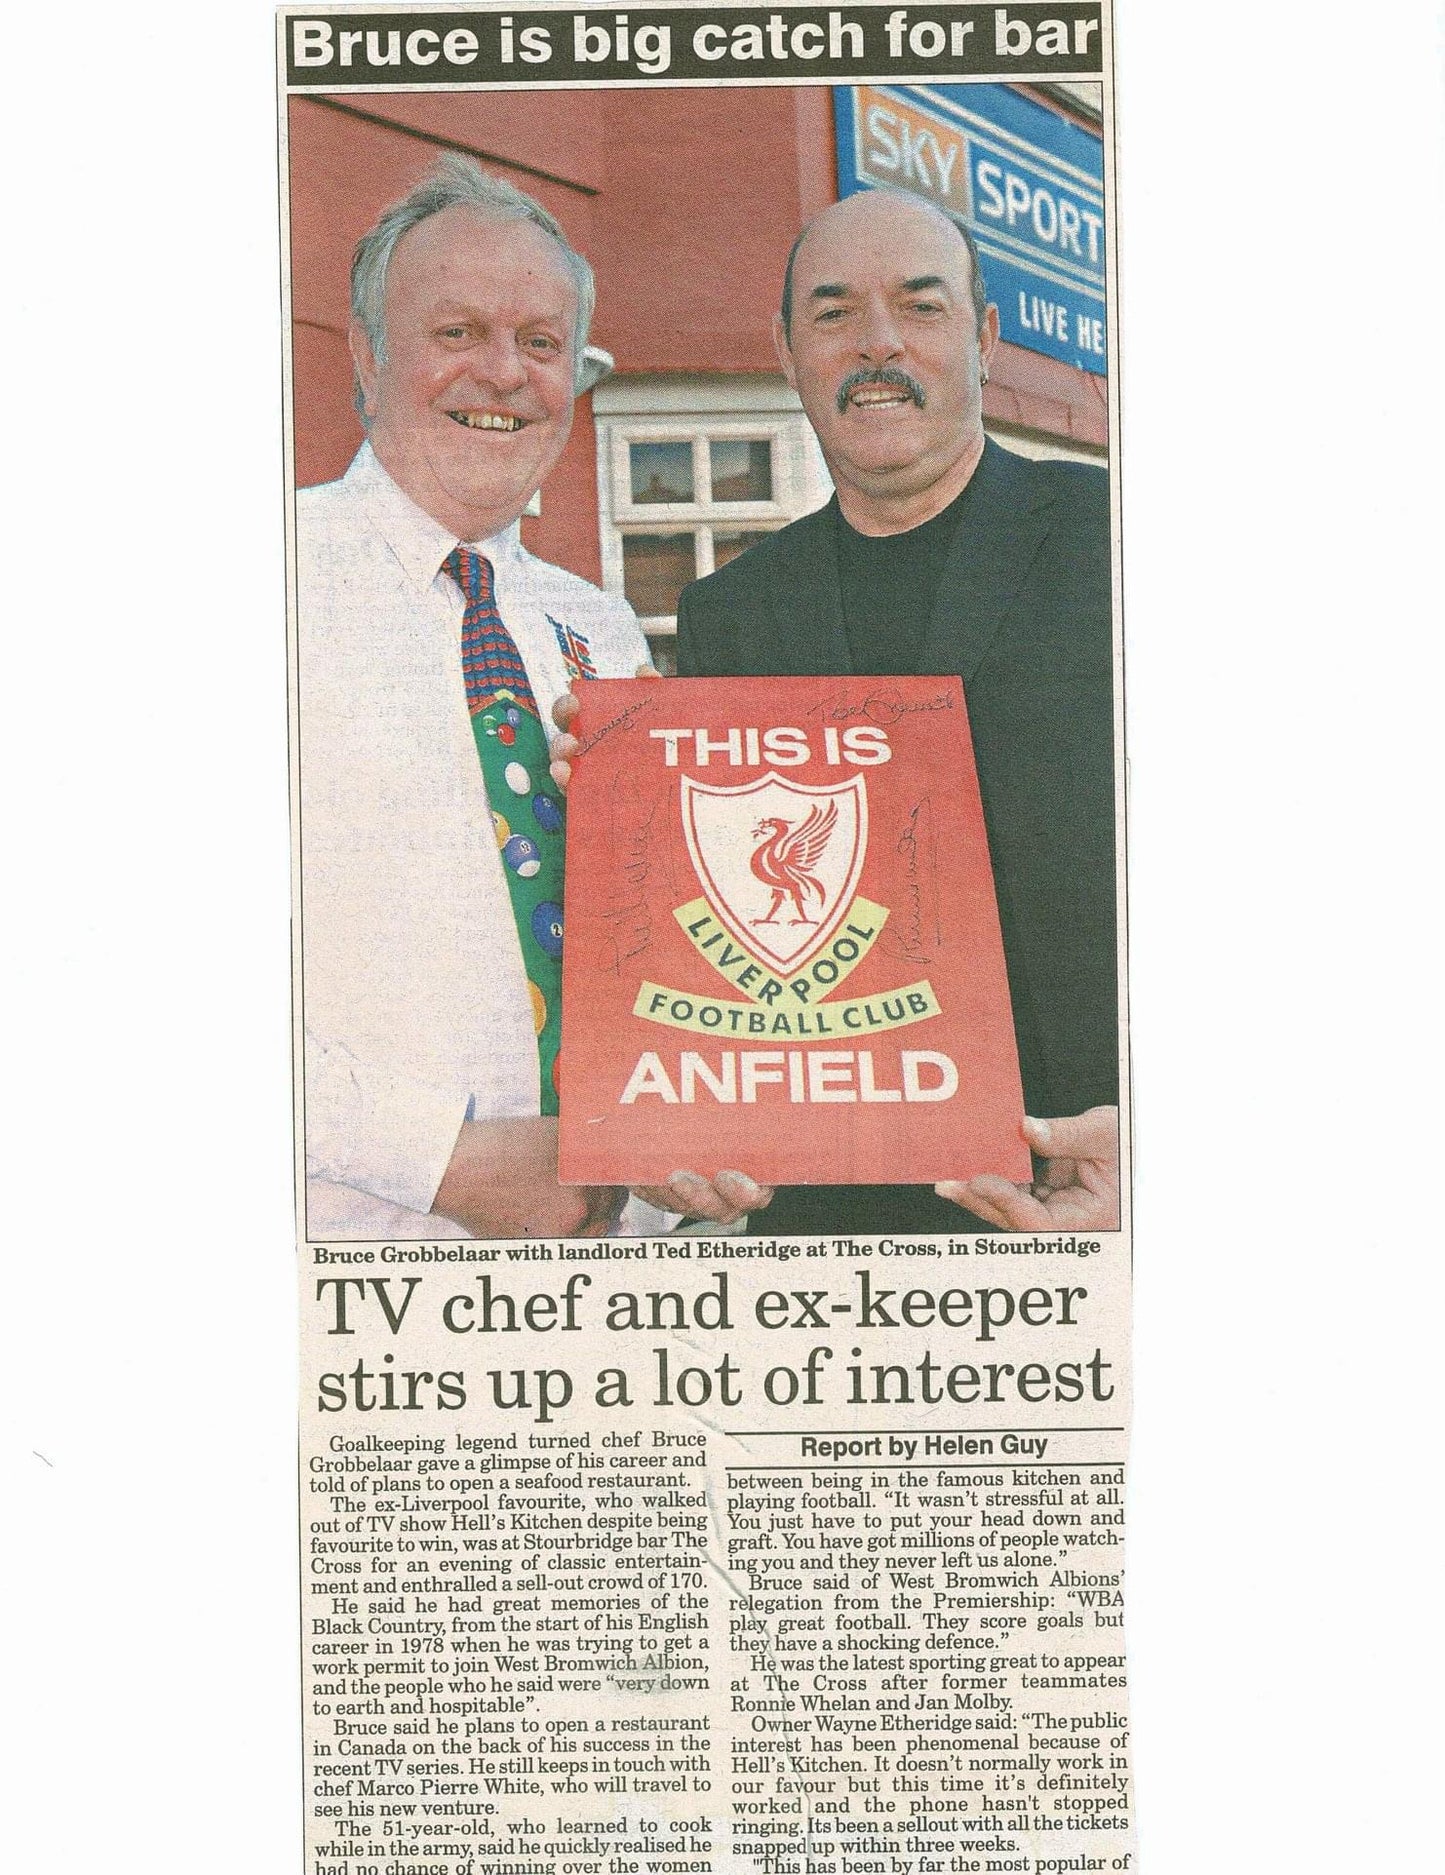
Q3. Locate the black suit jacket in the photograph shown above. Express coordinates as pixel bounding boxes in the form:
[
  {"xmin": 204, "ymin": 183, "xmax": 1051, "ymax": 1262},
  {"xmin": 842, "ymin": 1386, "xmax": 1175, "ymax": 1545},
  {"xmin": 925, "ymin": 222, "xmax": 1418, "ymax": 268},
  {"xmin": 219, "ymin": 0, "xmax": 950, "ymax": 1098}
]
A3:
[{"xmin": 676, "ymin": 439, "xmax": 1117, "ymax": 1237}]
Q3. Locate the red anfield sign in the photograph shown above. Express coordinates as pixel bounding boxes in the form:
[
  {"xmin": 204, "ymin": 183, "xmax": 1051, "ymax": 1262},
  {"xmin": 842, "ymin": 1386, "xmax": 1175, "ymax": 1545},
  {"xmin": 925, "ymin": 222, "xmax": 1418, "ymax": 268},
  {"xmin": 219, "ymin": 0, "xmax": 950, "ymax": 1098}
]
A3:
[{"xmin": 558, "ymin": 677, "xmax": 1030, "ymax": 1188}]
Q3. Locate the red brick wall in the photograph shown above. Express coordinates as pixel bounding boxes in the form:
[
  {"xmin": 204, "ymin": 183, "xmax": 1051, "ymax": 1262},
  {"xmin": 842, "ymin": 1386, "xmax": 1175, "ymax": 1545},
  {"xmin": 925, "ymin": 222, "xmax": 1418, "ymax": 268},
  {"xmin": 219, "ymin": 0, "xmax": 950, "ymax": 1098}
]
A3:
[
  {"xmin": 590, "ymin": 87, "xmax": 832, "ymax": 373},
  {"xmin": 985, "ymin": 342, "xmax": 1109, "ymax": 450}
]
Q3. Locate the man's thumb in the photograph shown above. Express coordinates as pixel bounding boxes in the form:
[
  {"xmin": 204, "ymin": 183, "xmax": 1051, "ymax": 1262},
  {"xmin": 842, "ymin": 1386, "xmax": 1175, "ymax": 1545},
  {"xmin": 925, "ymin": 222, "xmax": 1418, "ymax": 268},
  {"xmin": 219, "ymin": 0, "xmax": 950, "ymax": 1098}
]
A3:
[{"xmin": 1023, "ymin": 1106, "xmax": 1118, "ymax": 1160}]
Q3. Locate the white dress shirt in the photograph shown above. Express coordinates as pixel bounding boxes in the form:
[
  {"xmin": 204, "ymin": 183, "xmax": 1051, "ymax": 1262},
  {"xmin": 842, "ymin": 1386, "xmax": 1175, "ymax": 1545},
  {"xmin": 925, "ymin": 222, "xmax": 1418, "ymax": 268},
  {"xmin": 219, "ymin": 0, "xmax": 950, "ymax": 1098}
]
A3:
[{"xmin": 296, "ymin": 444, "xmax": 650, "ymax": 1240}]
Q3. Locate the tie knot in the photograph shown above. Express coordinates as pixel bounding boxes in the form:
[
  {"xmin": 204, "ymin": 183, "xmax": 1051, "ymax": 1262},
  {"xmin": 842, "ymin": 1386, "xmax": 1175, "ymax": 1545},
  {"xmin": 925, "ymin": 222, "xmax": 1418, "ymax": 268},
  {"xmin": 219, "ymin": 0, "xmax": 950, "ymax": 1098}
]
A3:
[{"xmin": 444, "ymin": 545, "xmax": 495, "ymax": 604}]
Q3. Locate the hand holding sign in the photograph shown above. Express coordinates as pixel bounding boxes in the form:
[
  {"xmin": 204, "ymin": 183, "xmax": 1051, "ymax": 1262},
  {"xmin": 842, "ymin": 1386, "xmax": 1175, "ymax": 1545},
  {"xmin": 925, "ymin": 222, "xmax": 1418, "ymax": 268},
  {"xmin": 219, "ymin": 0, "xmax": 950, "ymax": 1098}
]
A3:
[
  {"xmin": 553, "ymin": 673, "xmax": 772, "ymax": 1223},
  {"xmin": 550, "ymin": 665, "xmax": 660, "ymax": 791},
  {"xmin": 938, "ymin": 1107, "xmax": 1121, "ymax": 1231}
]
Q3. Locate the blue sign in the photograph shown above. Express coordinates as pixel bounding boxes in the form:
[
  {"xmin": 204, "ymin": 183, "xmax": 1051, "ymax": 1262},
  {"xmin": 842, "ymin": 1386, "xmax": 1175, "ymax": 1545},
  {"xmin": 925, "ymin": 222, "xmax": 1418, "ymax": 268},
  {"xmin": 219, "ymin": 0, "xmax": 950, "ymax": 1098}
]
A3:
[{"xmin": 834, "ymin": 83, "xmax": 1106, "ymax": 375}]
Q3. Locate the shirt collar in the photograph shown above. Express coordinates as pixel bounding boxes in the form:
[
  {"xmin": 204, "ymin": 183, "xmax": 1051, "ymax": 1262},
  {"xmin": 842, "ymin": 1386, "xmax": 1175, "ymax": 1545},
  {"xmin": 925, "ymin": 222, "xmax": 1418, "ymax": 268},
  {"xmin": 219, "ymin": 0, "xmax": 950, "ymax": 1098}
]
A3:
[{"xmin": 345, "ymin": 441, "xmax": 526, "ymax": 596}]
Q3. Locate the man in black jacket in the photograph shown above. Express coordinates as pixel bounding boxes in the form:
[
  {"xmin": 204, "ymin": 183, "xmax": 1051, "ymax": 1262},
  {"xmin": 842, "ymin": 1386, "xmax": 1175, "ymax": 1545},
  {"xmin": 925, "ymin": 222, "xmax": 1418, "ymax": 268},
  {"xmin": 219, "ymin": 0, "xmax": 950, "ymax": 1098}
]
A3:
[{"xmin": 674, "ymin": 187, "xmax": 1120, "ymax": 1237}]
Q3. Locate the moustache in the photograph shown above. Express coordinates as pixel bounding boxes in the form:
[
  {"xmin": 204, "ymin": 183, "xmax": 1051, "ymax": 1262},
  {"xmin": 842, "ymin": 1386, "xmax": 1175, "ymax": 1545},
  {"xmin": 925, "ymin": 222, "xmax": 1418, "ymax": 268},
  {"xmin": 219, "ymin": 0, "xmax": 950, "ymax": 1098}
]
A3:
[{"xmin": 835, "ymin": 368, "xmax": 927, "ymax": 414}]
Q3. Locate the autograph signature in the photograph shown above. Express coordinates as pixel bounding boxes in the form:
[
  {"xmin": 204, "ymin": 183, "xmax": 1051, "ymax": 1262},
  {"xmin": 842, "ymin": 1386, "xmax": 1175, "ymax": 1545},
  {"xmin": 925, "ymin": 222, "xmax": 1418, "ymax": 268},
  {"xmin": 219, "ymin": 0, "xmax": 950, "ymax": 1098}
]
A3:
[
  {"xmin": 577, "ymin": 696, "xmax": 654, "ymax": 756},
  {"xmin": 895, "ymin": 801, "xmax": 930, "ymax": 966},
  {"xmin": 807, "ymin": 688, "xmax": 956, "ymax": 727},
  {"xmin": 599, "ymin": 790, "xmax": 657, "ymax": 975}
]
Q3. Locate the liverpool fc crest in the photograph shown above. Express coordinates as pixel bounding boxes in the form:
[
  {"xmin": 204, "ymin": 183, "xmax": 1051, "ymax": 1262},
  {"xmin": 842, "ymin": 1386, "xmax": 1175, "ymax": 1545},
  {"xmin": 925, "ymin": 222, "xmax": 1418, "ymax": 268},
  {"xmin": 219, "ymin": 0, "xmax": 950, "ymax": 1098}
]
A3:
[{"xmin": 680, "ymin": 771, "xmax": 868, "ymax": 973}]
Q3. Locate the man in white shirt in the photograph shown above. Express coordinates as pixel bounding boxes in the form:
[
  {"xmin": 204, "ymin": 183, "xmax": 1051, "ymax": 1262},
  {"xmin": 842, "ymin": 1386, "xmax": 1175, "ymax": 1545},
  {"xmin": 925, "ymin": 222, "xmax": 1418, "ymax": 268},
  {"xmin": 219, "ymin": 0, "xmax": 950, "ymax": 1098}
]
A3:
[{"xmin": 297, "ymin": 157, "xmax": 768, "ymax": 1240}]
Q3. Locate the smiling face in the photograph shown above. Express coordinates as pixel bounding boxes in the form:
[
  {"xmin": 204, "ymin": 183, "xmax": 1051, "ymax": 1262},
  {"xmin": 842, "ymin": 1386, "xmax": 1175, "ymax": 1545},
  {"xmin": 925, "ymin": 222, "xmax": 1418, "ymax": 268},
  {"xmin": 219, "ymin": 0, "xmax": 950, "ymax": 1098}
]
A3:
[
  {"xmin": 351, "ymin": 205, "xmax": 579, "ymax": 541},
  {"xmin": 776, "ymin": 192, "xmax": 999, "ymax": 534}
]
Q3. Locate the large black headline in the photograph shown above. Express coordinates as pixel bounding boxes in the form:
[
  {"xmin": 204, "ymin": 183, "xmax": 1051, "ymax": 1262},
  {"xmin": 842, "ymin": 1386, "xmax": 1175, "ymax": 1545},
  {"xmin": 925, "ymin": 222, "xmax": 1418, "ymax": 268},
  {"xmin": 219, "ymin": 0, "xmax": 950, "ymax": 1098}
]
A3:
[
  {"xmin": 284, "ymin": 6, "xmax": 1104, "ymax": 86},
  {"xmin": 312, "ymin": 1268, "xmax": 1116, "ymax": 1422}
]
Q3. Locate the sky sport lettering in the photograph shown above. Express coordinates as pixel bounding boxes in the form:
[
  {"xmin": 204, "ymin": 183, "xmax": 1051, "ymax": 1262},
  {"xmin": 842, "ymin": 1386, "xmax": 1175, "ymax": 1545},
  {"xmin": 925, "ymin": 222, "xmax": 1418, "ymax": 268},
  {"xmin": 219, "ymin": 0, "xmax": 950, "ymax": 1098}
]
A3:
[
  {"xmin": 288, "ymin": 10, "xmax": 1105, "ymax": 82},
  {"xmin": 973, "ymin": 144, "xmax": 1106, "ymax": 361},
  {"xmin": 1017, "ymin": 294, "xmax": 1103, "ymax": 357},
  {"xmin": 841, "ymin": 80, "xmax": 1106, "ymax": 373},
  {"xmin": 974, "ymin": 154, "xmax": 1104, "ymax": 266},
  {"xmin": 856, "ymin": 91, "xmax": 1104, "ymax": 366},
  {"xmin": 859, "ymin": 89, "xmax": 970, "ymax": 205},
  {"xmin": 858, "ymin": 94, "xmax": 1107, "ymax": 293}
]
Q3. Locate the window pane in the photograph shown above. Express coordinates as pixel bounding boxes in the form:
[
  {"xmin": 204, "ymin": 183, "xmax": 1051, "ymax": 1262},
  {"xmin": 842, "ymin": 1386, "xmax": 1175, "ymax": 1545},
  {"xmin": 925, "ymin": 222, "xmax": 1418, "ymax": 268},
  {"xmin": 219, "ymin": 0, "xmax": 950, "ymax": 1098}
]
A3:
[
  {"xmin": 712, "ymin": 529, "xmax": 775, "ymax": 571},
  {"xmin": 709, "ymin": 439, "xmax": 772, "ymax": 502},
  {"xmin": 622, "ymin": 533, "xmax": 698, "ymax": 617},
  {"xmin": 629, "ymin": 441, "xmax": 694, "ymax": 504}
]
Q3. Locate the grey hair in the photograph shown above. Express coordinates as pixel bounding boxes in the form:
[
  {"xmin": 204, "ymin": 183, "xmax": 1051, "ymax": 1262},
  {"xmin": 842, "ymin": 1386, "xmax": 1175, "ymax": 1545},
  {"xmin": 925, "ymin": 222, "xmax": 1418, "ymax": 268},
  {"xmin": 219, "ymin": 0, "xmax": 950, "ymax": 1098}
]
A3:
[
  {"xmin": 779, "ymin": 190, "xmax": 989, "ymax": 341},
  {"xmin": 349, "ymin": 154, "xmax": 596, "ymax": 410}
]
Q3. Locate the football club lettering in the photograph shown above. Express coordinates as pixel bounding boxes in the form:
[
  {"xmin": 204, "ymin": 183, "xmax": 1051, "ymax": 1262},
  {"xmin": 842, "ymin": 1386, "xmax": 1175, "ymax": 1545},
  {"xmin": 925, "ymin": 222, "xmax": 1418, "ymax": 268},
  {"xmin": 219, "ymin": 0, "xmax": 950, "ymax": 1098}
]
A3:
[
  {"xmin": 674, "ymin": 897, "xmax": 889, "ymax": 1003},
  {"xmin": 633, "ymin": 978, "xmax": 943, "ymax": 1036}
]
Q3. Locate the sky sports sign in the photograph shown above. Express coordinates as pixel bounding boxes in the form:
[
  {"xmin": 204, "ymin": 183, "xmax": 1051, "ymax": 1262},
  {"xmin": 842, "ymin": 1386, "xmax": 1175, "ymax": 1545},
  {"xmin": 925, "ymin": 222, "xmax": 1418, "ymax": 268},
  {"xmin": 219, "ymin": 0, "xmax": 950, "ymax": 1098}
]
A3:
[{"xmin": 835, "ymin": 82, "xmax": 1106, "ymax": 374}]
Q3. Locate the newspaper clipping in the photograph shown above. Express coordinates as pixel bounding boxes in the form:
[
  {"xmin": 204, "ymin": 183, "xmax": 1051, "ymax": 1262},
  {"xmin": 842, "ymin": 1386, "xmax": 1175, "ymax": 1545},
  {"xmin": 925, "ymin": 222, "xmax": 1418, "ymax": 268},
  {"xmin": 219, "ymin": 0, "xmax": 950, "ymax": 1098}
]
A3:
[{"xmin": 281, "ymin": 6, "xmax": 1131, "ymax": 1873}]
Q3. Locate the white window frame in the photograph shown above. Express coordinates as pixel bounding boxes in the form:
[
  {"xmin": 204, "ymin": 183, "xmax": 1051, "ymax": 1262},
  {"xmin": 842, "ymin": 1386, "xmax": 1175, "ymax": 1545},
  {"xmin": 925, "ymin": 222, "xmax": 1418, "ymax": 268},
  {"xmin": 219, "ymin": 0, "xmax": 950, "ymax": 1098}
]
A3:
[{"xmin": 594, "ymin": 377, "xmax": 831, "ymax": 637}]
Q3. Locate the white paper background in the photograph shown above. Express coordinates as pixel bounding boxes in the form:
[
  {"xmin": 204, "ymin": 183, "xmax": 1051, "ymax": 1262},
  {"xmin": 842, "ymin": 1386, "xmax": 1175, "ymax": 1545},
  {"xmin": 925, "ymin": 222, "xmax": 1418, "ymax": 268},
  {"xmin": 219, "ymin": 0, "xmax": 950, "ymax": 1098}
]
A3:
[{"xmin": 8, "ymin": 1, "xmax": 1441, "ymax": 1867}]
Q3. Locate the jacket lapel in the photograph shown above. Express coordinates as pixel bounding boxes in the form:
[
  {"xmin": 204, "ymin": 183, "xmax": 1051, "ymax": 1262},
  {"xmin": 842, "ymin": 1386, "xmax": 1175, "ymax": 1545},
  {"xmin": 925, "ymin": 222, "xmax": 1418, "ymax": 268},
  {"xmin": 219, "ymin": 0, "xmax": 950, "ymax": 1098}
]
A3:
[{"xmin": 916, "ymin": 440, "xmax": 1052, "ymax": 682}]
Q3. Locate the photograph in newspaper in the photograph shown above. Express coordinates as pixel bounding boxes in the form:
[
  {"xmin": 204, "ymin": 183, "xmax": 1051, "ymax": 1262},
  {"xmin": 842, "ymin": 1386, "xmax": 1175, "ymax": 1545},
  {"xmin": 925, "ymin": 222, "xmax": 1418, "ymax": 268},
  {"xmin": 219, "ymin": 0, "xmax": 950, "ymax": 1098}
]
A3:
[{"xmin": 282, "ymin": 6, "xmax": 1132, "ymax": 1872}]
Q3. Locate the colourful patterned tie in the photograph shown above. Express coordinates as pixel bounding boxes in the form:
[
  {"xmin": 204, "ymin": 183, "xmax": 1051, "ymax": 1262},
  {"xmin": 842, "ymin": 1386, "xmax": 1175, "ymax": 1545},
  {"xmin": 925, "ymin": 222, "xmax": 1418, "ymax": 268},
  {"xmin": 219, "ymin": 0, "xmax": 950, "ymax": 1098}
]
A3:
[{"xmin": 444, "ymin": 547, "xmax": 567, "ymax": 1114}]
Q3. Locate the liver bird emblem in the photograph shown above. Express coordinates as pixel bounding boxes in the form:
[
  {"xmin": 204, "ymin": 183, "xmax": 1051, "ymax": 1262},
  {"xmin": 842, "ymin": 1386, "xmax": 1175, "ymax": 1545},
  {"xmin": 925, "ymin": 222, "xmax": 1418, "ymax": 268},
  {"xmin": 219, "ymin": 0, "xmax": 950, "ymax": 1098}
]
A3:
[
  {"xmin": 749, "ymin": 801, "xmax": 838, "ymax": 925},
  {"xmin": 681, "ymin": 771, "xmax": 868, "ymax": 973}
]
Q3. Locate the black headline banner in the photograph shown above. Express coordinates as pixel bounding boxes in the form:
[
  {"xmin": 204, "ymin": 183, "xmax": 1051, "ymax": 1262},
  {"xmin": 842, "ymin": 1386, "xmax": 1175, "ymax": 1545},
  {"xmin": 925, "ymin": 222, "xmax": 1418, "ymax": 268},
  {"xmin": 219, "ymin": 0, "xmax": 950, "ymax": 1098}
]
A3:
[{"xmin": 283, "ymin": 6, "xmax": 1105, "ymax": 87}]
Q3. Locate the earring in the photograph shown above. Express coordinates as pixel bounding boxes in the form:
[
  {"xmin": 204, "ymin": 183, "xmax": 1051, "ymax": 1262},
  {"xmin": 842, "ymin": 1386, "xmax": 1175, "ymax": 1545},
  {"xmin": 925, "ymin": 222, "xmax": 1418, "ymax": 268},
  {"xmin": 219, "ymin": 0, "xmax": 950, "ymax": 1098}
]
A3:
[{"xmin": 980, "ymin": 366, "xmax": 990, "ymax": 387}]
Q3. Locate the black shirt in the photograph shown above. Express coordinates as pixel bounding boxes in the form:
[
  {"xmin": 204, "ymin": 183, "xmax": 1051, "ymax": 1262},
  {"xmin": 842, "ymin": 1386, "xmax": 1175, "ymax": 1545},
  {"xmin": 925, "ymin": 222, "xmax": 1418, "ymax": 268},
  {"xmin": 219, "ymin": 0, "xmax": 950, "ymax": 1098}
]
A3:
[{"xmin": 834, "ymin": 475, "xmax": 980, "ymax": 675}]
